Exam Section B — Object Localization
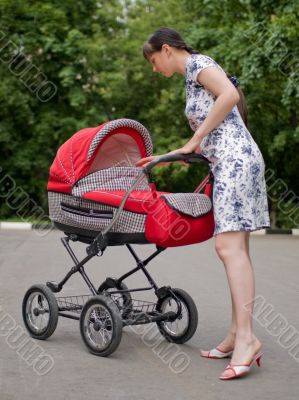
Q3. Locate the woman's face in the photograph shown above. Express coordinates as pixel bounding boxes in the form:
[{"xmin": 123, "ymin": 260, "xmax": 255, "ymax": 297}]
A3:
[{"xmin": 149, "ymin": 46, "xmax": 174, "ymax": 78}]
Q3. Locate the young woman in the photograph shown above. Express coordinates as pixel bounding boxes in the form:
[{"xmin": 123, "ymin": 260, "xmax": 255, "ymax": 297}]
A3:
[{"xmin": 136, "ymin": 27, "xmax": 270, "ymax": 380}]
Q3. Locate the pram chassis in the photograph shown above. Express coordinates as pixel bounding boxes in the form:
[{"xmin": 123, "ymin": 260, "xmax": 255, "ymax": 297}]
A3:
[{"xmin": 22, "ymin": 153, "xmax": 211, "ymax": 356}]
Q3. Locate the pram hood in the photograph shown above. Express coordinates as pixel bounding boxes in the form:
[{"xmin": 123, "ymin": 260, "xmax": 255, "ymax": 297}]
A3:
[{"xmin": 48, "ymin": 119, "xmax": 153, "ymax": 193}]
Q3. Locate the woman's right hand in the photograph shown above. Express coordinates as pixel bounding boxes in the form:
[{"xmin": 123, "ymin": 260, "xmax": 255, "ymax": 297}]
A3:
[
  {"xmin": 135, "ymin": 155, "xmax": 168, "ymax": 168},
  {"xmin": 135, "ymin": 153, "xmax": 189, "ymax": 168}
]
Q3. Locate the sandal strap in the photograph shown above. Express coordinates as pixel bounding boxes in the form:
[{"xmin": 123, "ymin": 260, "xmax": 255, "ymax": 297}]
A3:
[
  {"xmin": 215, "ymin": 346, "xmax": 234, "ymax": 353},
  {"xmin": 229, "ymin": 362, "xmax": 251, "ymax": 367},
  {"xmin": 209, "ymin": 347, "xmax": 233, "ymax": 357},
  {"xmin": 223, "ymin": 366, "xmax": 237, "ymax": 377}
]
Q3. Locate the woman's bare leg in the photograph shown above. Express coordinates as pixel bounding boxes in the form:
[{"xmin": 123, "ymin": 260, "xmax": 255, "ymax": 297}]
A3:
[
  {"xmin": 200, "ymin": 293, "xmax": 236, "ymax": 356},
  {"xmin": 245, "ymin": 231, "xmax": 250, "ymax": 261},
  {"xmin": 200, "ymin": 231, "xmax": 255, "ymax": 357},
  {"xmin": 226, "ymin": 231, "xmax": 251, "ymax": 340},
  {"xmin": 201, "ymin": 234, "xmax": 250, "ymax": 355},
  {"xmin": 203, "ymin": 231, "xmax": 261, "ymax": 377}
]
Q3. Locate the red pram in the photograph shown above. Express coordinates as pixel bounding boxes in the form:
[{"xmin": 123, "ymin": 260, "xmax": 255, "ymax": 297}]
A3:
[
  {"xmin": 23, "ymin": 118, "xmax": 215, "ymax": 357},
  {"xmin": 48, "ymin": 118, "xmax": 214, "ymax": 247}
]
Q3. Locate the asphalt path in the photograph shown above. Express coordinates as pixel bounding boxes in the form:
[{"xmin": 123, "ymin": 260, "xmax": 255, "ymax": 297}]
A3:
[{"xmin": 0, "ymin": 230, "xmax": 298, "ymax": 400}]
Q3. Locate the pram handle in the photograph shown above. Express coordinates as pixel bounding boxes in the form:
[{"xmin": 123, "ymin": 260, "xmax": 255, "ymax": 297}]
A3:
[{"xmin": 142, "ymin": 152, "xmax": 209, "ymax": 174}]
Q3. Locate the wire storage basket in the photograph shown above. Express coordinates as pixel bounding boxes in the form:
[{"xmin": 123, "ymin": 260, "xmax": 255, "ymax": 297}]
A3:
[
  {"xmin": 56, "ymin": 295, "xmax": 92, "ymax": 316},
  {"xmin": 55, "ymin": 294, "xmax": 160, "ymax": 324}
]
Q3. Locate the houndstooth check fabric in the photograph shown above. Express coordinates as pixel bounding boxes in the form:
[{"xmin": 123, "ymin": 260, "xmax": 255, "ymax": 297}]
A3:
[
  {"xmin": 72, "ymin": 167, "xmax": 150, "ymax": 197},
  {"xmin": 88, "ymin": 119, "xmax": 153, "ymax": 161},
  {"xmin": 160, "ymin": 193, "xmax": 212, "ymax": 218},
  {"xmin": 48, "ymin": 192, "xmax": 146, "ymax": 233}
]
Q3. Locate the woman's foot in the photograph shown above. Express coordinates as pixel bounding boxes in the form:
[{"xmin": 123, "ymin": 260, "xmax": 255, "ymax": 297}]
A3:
[
  {"xmin": 219, "ymin": 335, "xmax": 262, "ymax": 379},
  {"xmin": 200, "ymin": 331, "xmax": 236, "ymax": 358},
  {"xmin": 219, "ymin": 351, "xmax": 262, "ymax": 380}
]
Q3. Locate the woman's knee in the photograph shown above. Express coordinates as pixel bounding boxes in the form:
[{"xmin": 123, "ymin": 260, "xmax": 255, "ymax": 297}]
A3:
[
  {"xmin": 215, "ymin": 232, "xmax": 247, "ymax": 262},
  {"xmin": 215, "ymin": 239, "xmax": 231, "ymax": 261}
]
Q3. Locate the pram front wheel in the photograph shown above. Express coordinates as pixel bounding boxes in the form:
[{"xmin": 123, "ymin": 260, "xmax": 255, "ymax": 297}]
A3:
[
  {"xmin": 156, "ymin": 288, "xmax": 198, "ymax": 344},
  {"xmin": 80, "ymin": 295, "xmax": 122, "ymax": 357},
  {"xmin": 22, "ymin": 284, "xmax": 59, "ymax": 340}
]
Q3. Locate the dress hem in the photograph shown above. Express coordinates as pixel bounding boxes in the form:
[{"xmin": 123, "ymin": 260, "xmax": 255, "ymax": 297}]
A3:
[{"xmin": 213, "ymin": 224, "xmax": 271, "ymax": 236}]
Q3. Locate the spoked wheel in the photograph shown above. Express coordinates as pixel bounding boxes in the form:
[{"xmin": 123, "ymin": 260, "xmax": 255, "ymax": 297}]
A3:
[
  {"xmin": 22, "ymin": 284, "xmax": 59, "ymax": 340},
  {"xmin": 80, "ymin": 295, "xmax": 122, "ymax": 357},
  {"xmin": 99, "ymin": 280, "xmax": 133, "ymax": 318},
  {"xmin": 156, "ymin": 288, "xmax": 198, "ymax": 344}
]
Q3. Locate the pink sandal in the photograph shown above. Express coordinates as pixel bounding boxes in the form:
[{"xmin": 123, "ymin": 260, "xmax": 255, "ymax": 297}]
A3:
[
  {"xmin": 200, "ymin": 347, "xmax": 234, "ymax": 359},
  {"xmin": 219, "ymin": 351, "xmax": 262, "ymax": 380}
]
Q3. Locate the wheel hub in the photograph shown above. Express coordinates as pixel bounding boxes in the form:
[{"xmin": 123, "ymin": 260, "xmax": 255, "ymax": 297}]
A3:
[
  {"xmin": 33, "ymin": 307, "xmax": 40, "ymax": 316},
  {"xmin": 93, "ymin": 322, "xmax": 101, "ymax": 331}
]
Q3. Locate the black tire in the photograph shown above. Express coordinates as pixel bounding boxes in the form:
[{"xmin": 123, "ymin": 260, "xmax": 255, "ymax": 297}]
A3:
[
  {"xmin": 100, "ymin": 281, "xmax": 133, "ymax": 318},
  {"xmin": 80, "ymin": 295, "xmax": 122, "ymax": 357},
  {"xmin": 22, "ymin": 284, "xmax": 59, "ymax": 340},
  {"xmin": 156, "ymin": 288, "xmax": 198, "ymax": 344}
]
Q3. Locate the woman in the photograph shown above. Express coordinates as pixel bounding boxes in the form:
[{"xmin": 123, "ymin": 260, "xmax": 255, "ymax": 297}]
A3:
[{"xmin": 136, "ymin": 27, "xmax": 270, "ymax": 380}]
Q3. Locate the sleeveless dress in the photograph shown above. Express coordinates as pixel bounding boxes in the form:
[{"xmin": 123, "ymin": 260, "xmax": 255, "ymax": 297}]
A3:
[{"xmin": 185, "ymin": 53, "xmax": 270, "ymax": 235}]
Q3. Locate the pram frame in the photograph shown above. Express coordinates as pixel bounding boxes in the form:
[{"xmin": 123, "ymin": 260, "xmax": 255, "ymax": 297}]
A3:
[
  {"xmin": 46, "ymin": 152, "xmax": 211, "ymax": 326},
  {"xmin": 22, "ymin": 153, "xmax": 212, "ymax": 357},
  {"xmin": 49, "ymin": 233, "xmax": 175, "ymax": 325}
]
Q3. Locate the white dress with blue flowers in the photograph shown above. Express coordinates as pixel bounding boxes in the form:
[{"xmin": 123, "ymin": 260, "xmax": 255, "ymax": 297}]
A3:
[{"xmin": 185, "ymin": 54, "xmax": 270, "ymax": 235}]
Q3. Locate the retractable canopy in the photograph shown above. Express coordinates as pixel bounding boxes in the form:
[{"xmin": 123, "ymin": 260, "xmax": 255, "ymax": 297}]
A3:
[{"xmin": 48, "ymin": 119, "xmax": 153, "ymax": 193}]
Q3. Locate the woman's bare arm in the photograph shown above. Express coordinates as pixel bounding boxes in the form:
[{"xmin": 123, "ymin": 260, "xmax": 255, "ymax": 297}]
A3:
[
  {"xmin": 193, "ymin": 67, "xmax": 240, "ymax": 140},
  {"xmin": 137, "ymin": 66, "xmax": 241, "ymax": 164},
  {"xmin": 169, "ymin": 67, "xmax": 240, "ymax": 156}
]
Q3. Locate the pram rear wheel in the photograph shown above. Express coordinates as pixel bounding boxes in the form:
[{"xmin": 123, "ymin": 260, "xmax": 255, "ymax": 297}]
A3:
[
  {"xmin": 98, "ymin": 280, "xmax": 133, "ymax": 318},
  {"xmin": 22, "ymin": 284, "xmax": 59, "ymax": 340},
  {"xmin": 156, "ymin": 288, "xmax": 198, "ymax": 344},
  {"xmin": 80, "ymin": 295, "xmax": 122, "ymax": 357}
]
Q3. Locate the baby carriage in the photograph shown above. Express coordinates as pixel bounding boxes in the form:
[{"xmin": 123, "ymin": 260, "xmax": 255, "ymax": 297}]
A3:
[{"xmin": 22, "ymin": 119, "xmax": 214, "ymax": 356}]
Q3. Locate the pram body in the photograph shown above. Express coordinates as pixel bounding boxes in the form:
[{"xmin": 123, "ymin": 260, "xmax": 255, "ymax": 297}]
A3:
[
  {"xmin": 22, "ymin": 119, "xmax": 215, "ymax": 357},
  {"xmin": 47, "ymin": 118, "xmax": 214, "ymax": 247}
]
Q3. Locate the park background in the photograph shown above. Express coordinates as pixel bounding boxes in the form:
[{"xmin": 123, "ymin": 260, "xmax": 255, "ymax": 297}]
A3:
[{"xmin": 0, "ymin": 0, "xmax": 298, "ymax": 228}]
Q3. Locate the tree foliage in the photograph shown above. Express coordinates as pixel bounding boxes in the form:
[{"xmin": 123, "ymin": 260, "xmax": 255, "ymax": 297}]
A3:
[{"xmin": 0, "ymin": 0, "xmax": 298, "ymax": 227}]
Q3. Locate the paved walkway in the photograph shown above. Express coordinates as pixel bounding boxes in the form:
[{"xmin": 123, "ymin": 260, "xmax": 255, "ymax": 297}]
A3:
[{"xmin": 0, "ymin": 231, "xmax": 298, "ymax": 400}]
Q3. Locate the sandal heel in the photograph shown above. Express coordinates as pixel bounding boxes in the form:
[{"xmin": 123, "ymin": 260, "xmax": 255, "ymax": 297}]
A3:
[{"xmin": 256, "ymin": 353, "xmax": 262, "ymax": 367}]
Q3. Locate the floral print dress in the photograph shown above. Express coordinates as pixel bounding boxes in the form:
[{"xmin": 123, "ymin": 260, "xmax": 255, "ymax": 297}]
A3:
[{"xmin": 185, "ymin": 53, "xmax": 270, "ymax": 235}]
